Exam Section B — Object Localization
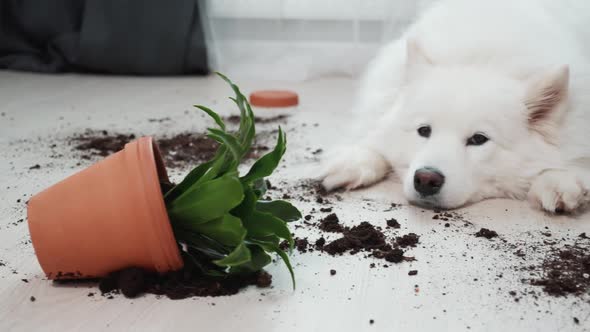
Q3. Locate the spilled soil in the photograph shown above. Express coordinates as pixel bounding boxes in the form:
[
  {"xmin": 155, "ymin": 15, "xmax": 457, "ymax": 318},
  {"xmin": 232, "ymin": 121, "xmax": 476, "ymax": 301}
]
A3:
[
  {"xmin": 277, "ymin": 185, "xmax": 420, "ymax": 266},
  {"xmin": 318, "ymin": 213, "xmax": 344, "ymax": 233},
  {"xmin": 475, "ymin": 228, "xmax": 499, "ymax": 239},
  {"xmin": 59, "ymin": 266, "xmax": 272, "ymax": 300},
  {"xmin": 70, "ymin": 130, "xmax": 269, "ymax": 168},
  {"xmin": 528, "ymin": 241, "xmax": 590, "ymax": 296},
  {"xmin": 224, "ymin": 115, "xmax": 289, "ymax": 124},
  {"xmin": 279, "ymin": 180, "xmax": 590, "ymax": 303},
  {"xmin": 323, "ymin": 222, "xmax": 391, "ymax": 255},
  {"xmin": 386, "ymin": 218, "xmax": 401, "ymax": 229},
  {"xmin": 395, "ymin": 233, "xmax": 420, "ymax": 248}
]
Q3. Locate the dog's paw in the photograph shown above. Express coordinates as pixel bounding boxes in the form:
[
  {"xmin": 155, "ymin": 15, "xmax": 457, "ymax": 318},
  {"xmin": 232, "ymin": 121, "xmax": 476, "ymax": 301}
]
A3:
[
  {"xmin": 527, "ymin": 169, "xmax": 589, "ymax": 214},
  {"xmin": 319, "ymin": 146, "xmax": 390, "ymax": 191}
]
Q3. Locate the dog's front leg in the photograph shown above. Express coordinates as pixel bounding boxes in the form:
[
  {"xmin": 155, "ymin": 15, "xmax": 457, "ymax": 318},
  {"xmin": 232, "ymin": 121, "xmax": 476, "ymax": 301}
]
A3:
[
  {"xmin": 319, "ymin": 144, "xmax": 391, "ymax": 191},
  {"xmin": 527, "ymin": 168, "xmax": 590, "ymax": 214},
  {"xmin": 319, "ymin": 101, "xmax": 401, "ymax": 191}
]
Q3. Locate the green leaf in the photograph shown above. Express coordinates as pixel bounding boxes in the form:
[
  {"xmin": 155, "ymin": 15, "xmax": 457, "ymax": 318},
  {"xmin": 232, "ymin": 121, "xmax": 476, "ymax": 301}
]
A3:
[
  {"xmin": 275, "ymin": 247, "xmax": 296, "ymax": 289},
  {"xmin": 231, "ymin": 187, "xmax": 257, "ymax": 219},
  {"xmin": 164, "ymin": 146, "xmax": 229, "ymax": 203},
  {"xmin": 243, "ymin": 102, "xmax": 256, "ymax": 145},
  {"xmin": 207, "ymin": 128, "xmax": 244, "ymax": 165},
  {"xmin": 256, "ymin": 200, "xmax": 302, "ymax": 222},
  {"xmin": 194, "ymin": 105, "xmax": 226, "ymax": 131},
  {"xmin": 232, "ymin": 96, "xmax": 255, "ymax": 151},
  {"xmin": 194, "ymin": 149, "xmax": 230, "ymax": 186},
  {"xmin": 229, "ymin": 245, "xmax": 272, "ymax": 274},
  {"xmin": 217, "ymin": 72, "xmax": 255, "ymax": 151},
  {"xmin": 252, "ymin": 178, "xmax": 267, "ymax": 198},
  {"xmin": 246, "ymin": 235, "xmax": 281, "ymax": 251},
  {"xmin": 164, "ymin": 159, "xmax": 214, "ymax": 203},
  {"xmin": 186, "ymin": 214, "xmax": 246, "ymax": 247},
  {"xmin": 241, "ymin": 128, "xmax": 286, "ymax": 184},
  {"xmin": 168, "ymin": 174, "xmax": 244, "ymax": 224},
  {"xmin": 214, "ymin": 242, "xmax": 251, "ymax": 267},
  {"xmin": 229, "ymin": 96, "xmax": 250, "ymax": 142},
  {"xmin": 175, "ymin": 229, "xmax": 229, "ymax": 260},
  {"xmin": 242, "ymin": 211, "xmax": 293, "ymax": 247},
  {"xmin": 249, "ymin": 238, "xmax": 295, "ymax": 289}
]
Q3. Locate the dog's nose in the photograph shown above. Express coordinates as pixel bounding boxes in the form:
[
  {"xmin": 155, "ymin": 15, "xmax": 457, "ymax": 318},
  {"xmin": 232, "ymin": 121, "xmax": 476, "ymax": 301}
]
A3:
[{"xmin": 414, "ymin": 168, "xmax": 445, "ymax": 196}]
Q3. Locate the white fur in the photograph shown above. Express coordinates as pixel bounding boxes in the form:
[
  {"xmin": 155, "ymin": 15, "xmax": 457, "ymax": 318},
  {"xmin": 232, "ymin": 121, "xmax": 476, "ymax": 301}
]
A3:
[{"xmin": 320, "ymin": 0, "xmax": 590, "ymax": 213}]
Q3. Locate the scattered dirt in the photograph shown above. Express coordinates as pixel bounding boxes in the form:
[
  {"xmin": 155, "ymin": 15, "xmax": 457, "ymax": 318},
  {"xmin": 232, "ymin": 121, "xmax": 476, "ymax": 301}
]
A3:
[
  {"xmin": 323, "ymin": 222, "xmax": 389, "ymax": 255},
  {"xmin": 408, "ymin": 270, "xmax": 418, "ymax": 276},
  {"xmin": 395, "ymin": 233, "xmax": 420, "ymax": 248},
  {"xmin": 69, "ymin": 130, "xmax": 269, "ymax": 168},
  {"xmin": 316, "ymin": 220, "xmax": 415, "ymax": 265},
  {"xmin": 271, "ymin": 188, "xmax": 419, "ymax": 266},
  {"xmin": 475, "ymin": 228, "xmax": 498, "ymax": 239},
  {"xmin": 312, "ymin": 149, "xmax": 323, "ymax": 155},
  {"xmin": 148, "ymin": 117, "xmax": 171, "ymax": 123},
  {"xmin": 432, "ymin": 211, "xmax": 455, "ymax": 221},
  {"xmin": 73, "ymin": 132, "xmax": 135, "ymax": 157},
  {"xmin": 295, "ymin": 238, "xmax": 310, "ymax": 253},
  {"xmin": 432, "ymin": 211, "xmax": 472, "ymax": 226},
  {"xmin": 281, "ymin": 180, "xmax": 338, "ymax": 204},
  {"xmin": 279, "ymin": 237, "xmax": 311, "ymax": 253},
  {"xmin": 155, "ymin": 134, "xmax": 222, "ymax": 168},
  {"xmin": 528, "ymin": 244, "xmax": 590, "ymax": 296},
  {"xmin": 330, "ymin": 269, "xmax": 336, "ymax": 276},
  {"xmin": 95, "ymin": 266, "xmax": 272, "ymax": 300},
  {"xmin": 256, "ymin": 271, "xmax": 273, "ymax": 288},
  {"xmin": 380, "ymin": 248, "xmax": 405, "ymax": 263},
  {"xmin": 319, "ymin": 213, "xmax": 344, "ymax": 233},
  {"xmin": 224, "ymin": 115, "xmax": 289, "ymax": 124},
  {"xmin": 315, "ymin": 237, "xmax": 326, "ymax": 248},
  {"xmin": 386, "ymin": 218, "xmax": 401, "ymax": 229}
]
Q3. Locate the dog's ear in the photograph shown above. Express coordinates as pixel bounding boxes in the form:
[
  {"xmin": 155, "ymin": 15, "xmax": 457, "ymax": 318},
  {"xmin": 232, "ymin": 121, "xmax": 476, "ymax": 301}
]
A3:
[
  {"xmin": 524, "ymin": 65, "xmax": 569, "ymax": 143},
  {"xmin": 405, "ymin": 39, "xmax": 433, "ymax": 82}
]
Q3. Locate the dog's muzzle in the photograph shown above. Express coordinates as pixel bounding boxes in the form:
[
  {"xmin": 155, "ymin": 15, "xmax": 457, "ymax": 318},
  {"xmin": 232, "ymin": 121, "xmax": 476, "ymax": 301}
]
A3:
[{"xmin": 414, "ymin": 167, "xmax": 445, "ymax": 196}]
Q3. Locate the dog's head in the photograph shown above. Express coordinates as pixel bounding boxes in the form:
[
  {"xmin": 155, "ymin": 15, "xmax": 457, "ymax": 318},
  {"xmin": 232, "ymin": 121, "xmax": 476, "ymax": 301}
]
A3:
[{"xmin": 380, "ymin": 41, "xmax": 568, "ymax": 209}]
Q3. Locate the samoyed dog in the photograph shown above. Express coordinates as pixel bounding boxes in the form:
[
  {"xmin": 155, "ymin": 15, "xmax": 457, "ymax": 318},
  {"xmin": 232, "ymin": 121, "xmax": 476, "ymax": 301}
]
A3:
[{"xmin": 320, "ymin": 0, "xmax": 590, "ymax": 213}]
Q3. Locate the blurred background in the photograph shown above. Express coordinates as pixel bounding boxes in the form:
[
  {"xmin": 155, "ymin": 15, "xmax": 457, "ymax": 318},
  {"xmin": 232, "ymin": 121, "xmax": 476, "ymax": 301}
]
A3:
[{"xmin": 1, "ymin": 0, "xmax": 436, "ymax": 81}]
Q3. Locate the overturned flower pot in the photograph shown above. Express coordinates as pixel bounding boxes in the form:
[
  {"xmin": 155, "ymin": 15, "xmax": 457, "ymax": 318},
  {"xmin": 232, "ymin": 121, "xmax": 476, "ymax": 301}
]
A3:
[
  {"xmin": 26, "ymin": 74, "xmax": 300, "ymax": 297},
  {"xmin": 27, "ymin": 137, "xmax": 184, "ymax": 279}
]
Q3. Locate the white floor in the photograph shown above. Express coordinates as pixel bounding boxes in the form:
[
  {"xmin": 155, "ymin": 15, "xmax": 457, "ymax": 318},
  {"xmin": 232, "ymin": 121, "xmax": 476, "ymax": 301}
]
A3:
[{"xmin": 0, "ymin": 71, "xmax": 589, "ymax": 332}]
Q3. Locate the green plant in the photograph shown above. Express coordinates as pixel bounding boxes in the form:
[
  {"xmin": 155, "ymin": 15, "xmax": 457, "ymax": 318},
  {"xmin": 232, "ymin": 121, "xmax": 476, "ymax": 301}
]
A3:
[{"xmin": 163, "ymin": 73, "xmax": 300, "ymax": 287}]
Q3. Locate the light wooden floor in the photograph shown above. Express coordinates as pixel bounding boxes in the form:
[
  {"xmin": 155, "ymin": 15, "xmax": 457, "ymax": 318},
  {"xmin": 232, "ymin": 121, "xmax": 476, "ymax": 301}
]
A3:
[{"xmin": 0, "ymin": 72, "xmax": 588, "ymax": 332}]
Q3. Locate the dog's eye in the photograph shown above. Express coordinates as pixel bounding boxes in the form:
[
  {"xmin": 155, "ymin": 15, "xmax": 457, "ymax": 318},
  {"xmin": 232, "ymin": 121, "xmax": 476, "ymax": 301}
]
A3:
[
  {"xmin": 417, "ymin": 125, "xmax": 431, "ymax": 138},
  {"xmin": 467, "ymin": 133, "xmax": 489, "ymax": 146}
]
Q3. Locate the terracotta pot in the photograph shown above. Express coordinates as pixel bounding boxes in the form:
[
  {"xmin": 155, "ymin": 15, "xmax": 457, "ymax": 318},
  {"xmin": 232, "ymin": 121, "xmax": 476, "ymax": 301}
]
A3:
[{"xmin": 27, "ymin": 137, "xmax": 183, "ymax": 279}]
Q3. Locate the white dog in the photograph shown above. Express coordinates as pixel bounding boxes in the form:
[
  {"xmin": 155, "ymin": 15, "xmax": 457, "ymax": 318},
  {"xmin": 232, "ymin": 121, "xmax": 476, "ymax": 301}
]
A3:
[{"xmin": 320, "ymin": 0, "xmax": 590, "ymax": 213}]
